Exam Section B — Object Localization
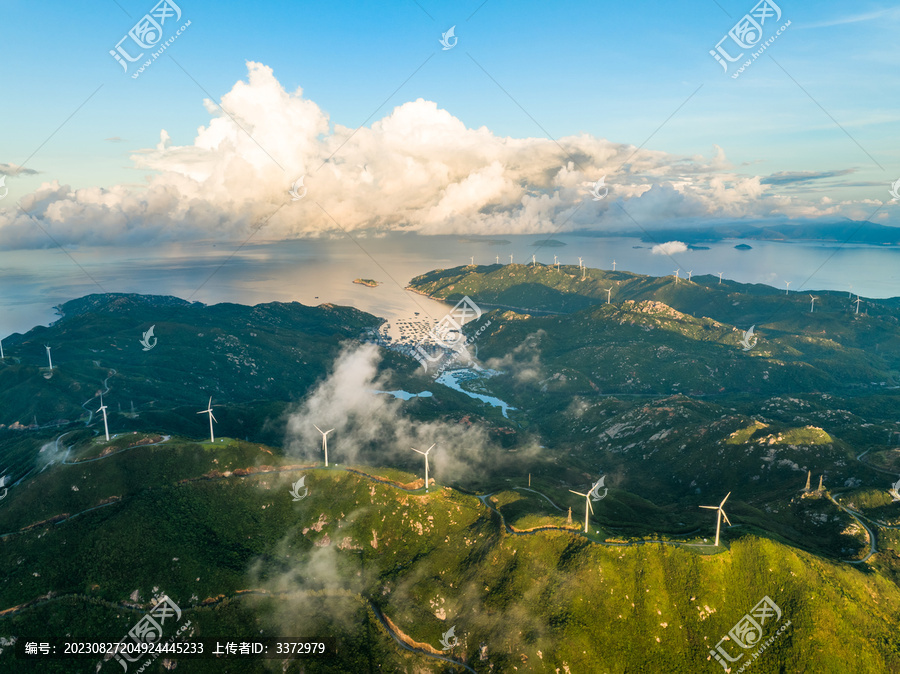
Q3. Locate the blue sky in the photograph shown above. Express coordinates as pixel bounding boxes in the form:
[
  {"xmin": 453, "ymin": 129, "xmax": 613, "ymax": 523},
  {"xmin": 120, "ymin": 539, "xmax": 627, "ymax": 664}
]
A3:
[{"xmin": 0, "ymin": 0, "xmax": 898, "ymax": 239}]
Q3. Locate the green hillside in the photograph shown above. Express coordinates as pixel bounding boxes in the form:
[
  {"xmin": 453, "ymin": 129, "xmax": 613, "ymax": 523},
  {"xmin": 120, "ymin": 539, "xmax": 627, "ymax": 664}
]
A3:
[
  {"xmin": 0, "ymin": 294, "xmax": 384, "ymax": 429},
  {"xmin": 2, "ymin": 281, "xmax": 900, "ymax": 672},
  {"xmin": 1, "ymin": 434, "xmax": 898, "ymax": 672}
]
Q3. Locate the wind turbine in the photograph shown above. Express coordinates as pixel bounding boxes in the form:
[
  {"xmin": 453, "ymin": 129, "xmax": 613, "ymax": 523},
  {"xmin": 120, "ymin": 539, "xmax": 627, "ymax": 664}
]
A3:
[
  {"xmin": 605, "ymin": 287, "xmax": 613, "ymax": 304},
  {"xmin": 578, "ymin": 257, "xmax": 583, "ymax": 269},
  {"xmin": 44, "ymin": 345, "xmax": 53, "ymax": 370},
  {"xmin": 717, "ymin": 272, "xmax": 723, "ymax": 284},
  {"xmin": 687, "ymin": 270, "xmax": 693, "ymax": 282},
  {"xmin": 699, "ymin": 492, "xmax": 732, "ymax": 547},
  {"xmin": 673, "ymin": 270, "xmax": 680, "ymax": 284},
  {"xmin": 532, "ymin": 254, "xmax": 536, "ymax": 267},
  {"xmin": 411, "ymin": 444, "xmax": 435, "ymax": 492},
  {"xmin": 314, "ymin": 425, "xmax": 334, "ymax": 466},
  {"xmin": 469, "ymin": 256, "xmax": 474, "ymax": 266},
  {"xmin": 97, "ymin": 394, "xmax": 110, "ymax": 441},
  {"xmin": 509, "ymin": 254, "xmax": 513, "ymax": 264},
  {"xmin": 784, "ymin": 281, "xmax": 791, "ymax": 295},
  {"xmin": 196, "ymin": 397, "xmax": 217, "ymax": 443},
  {"xmin": 853, "ymin": 296, "xmax": 862, "ymax": 314},
  {"xmin": 612, "ymin": 259, "xmax": 616, "ymax": 271},
  {"xmin": 809, "ymin": 295, "xmax": 818, "ymax": 312},
  {"xmin": 495, "ymin": 255, "xmax": 499, "ymax": 264},
  {"xmin": 569, "ymin": 487, "xmax": 595, "ymax": 534},
  {"xmin": 0, "ymin": 337, "xmax": 4, "ymax": 359}
]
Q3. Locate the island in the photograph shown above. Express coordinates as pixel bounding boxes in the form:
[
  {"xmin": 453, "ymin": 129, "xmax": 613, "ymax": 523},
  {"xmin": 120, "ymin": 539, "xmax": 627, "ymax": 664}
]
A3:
[
  {"xmin": 353, "ymin": 278, "xmax": 380, "ymax": 287},
  {"xmin": 532, "ymin": 239, "xmax": 567, "ymax": 247},
  {"xmin": 734, "ymin": 243, "xmax": 753, "ymax": 250}
]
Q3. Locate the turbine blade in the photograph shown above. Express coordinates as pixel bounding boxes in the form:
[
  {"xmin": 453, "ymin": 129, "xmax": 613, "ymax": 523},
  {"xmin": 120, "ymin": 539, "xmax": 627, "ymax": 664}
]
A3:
[
  {"xmin": 721, "ymin": 511, "xmax": 732, "ymax": 526},
  {"xmin": 314, "ymin": 424, "xmax": 323, "ymax": 434},
  {"xmin": 208, "ymin": 397, "xmax": 212, "ymax": 407},
  {"xmin": 210, "ymin": 412, "xmax": 217, "ymax": 423},
  {"xmin": 426, "ymin": 443, "xmax": 436, "ymax": 453},
  {"xmin": 587, "ymin": 498, "xmax": 594, "ymax": 515},
  {"xmin": 196, "ymin": 410, "xmax": 206, "ymax": 414},
  {"xmin": 411, "ymin": 448, "xmax": 425, "ymax": 455},
  {"xmin": 699, "ymin": 505, "xmax": 717, "ymax": 510},
  {"xmin": 720, "ymin": 492, "xmax": 731, "ymax": 507},
  {"xmin": 569, "ymin": 490, "xmax": 587, "ymax": 497},
  {"xmin": 326, "ymin": 429, "xmax": 334, "ymax": 434}
]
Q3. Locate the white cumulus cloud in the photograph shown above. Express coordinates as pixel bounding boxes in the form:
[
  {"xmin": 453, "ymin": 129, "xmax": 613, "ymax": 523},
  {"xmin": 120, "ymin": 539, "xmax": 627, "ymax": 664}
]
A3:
[
  {"xmin": 651, "ymin": 241, "xmax": 688, "ymax": 256},
  {"xmin": 0, "ymin": 62, "xmax": 890, "ymax": 249}
]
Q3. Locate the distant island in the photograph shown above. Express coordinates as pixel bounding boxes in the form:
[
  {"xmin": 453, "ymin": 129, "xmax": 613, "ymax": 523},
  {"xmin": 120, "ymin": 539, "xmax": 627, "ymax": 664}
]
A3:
[
  {"xmin": 532, "ymin": 239, "xmax": 566, "ymax": 247},
  {"xmin": 353, "ymin": 278, "xmax": 380, "ymax": 287},
  {"xmin": 734, "ymin": 244, "xmax": 753, "ymax": 250},
  {"xmin": 574, "ymin": 221, "xmax": 900, "ymax": 246}
]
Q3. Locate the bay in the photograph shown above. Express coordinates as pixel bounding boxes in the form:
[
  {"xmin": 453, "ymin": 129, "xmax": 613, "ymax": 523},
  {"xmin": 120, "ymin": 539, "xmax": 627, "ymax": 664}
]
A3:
[{"xmin": 1, "ymin": 233, "xmax": 898, "ymax": 338}]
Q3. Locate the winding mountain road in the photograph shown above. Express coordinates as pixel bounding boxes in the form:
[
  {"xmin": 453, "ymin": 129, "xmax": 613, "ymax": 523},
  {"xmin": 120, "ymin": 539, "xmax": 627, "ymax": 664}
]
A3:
[
  {"xmin": 476, "ymin": 493, "xmax": 714, "ymax": 550},
  {"xmin": 80, "ymin": 368, "xmax": 116, "ymax": 427},
  {"xmin": 827, "ymin": 493, "xmax": 877, "ymax": 563}
]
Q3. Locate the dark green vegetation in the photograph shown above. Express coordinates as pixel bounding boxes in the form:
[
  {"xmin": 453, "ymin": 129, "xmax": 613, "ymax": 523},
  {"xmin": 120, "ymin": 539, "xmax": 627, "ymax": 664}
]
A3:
[
  {"xmin": 410, "ymin": 262, "xmax": 900, "ymax": 393},
  {"xmin": 0, "ymin": 294, "xmax": 378, "ymax": 430},
  {"xmin": 2, "ymin": 272, "xmax": 900, "ymax": 672}
]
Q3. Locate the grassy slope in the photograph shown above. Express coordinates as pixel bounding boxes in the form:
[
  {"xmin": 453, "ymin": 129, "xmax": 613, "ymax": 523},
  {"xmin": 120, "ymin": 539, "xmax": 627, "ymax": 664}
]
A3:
[{"xmin": 0, "ymin": 437, "xmax": 898, "ymax": 672}]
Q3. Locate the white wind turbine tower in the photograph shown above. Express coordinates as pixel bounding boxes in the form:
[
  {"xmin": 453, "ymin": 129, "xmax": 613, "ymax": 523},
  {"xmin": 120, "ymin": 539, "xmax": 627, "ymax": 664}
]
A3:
[
  {"xmin": 605, "ymin": 287, "xmax": 613, "ymax": 304},
  {"xmin": 509, "ymin": 254, "xmax": 514, "ymax": 264},
  {"xmin": 45, "ymin": 345, "xmax": 53, "ymax": 370},
  {"xmin": 687, "ymin": 270, "xmax": 693, "ymax": 282},
  {"xmin": 578, "ymin": 257, "xmax": 583, "ymax": 269},
  {"xmin": 469, "ymin": 256, "xmax": 474, "ymax": 266},
  {"xmin": 196, "ymin": 397, "xmax": 217, "ymax": 443},
  {"xmin": 495, "ymin": 255, "xmax": 499, "ymax": 264},
  {"xmin": 673, "ymin": 270, "xmax": 680, "ymax": 284},
  {"xmin": 569, "ymin": 487, "xmax": 595, "ymax": 534},
  {"xmin": 0, "ymin": 337, "xmax": 4, "ymax": 359},
  {"xmin": 717, "ymin": 272, "xmax": 723, "ymax": 284},
  {"xmin": 314, "ymin": 424, "xmax": 334, "ymax": 466},
  {"xmin": 532, "ymin": 254, "xmax": 536, "ymax": 267},
  {"xmin": 97, "ymin": 394, "xmax": 110, "ymax": 441},
  {"xmin": 699, "ymin": 492, "xmax": 732, "ymax": 547},
  {"xmin": 612, "ymin": 259, "xmax": 616, "ymax": 271},
  {"xmin": 809, "ymin": 295, "xmax": 818, "ymax": 312},
  {"xmin": 411, "ymin": 444, "xmax": 435, "ymax": 492},
  {"xmin": 853, "ymin": 296, "xmax": 862, "ymax": 314},
  {"xmin": 784, "ymin": 280, "xmax": 791, "ymax": 295}
]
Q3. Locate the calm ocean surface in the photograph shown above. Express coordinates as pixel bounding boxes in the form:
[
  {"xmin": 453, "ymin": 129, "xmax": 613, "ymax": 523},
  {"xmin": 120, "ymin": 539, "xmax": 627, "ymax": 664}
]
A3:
[{"xmin": 1, "ymin": 233, "xmax": 899, "ymax": 338}]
